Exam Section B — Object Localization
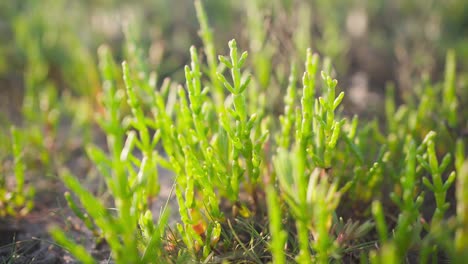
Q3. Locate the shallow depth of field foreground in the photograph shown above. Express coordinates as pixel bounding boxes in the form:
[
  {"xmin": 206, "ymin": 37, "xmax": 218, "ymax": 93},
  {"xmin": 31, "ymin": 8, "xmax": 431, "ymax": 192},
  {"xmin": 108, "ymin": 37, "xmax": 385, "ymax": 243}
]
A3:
[{"xmin": 0, "ymin": 0, "xmax": 468, "ymax": 263}]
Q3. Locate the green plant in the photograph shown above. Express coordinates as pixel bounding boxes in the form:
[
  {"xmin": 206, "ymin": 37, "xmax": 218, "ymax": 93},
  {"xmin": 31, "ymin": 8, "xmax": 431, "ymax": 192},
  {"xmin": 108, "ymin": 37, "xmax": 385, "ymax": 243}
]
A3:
[
  {"xmin": 43, "ymin": 1, "xmax": 468, "ymax": 263},
  {"xmin": 455, "ymin": 140, "xmax": 468, "ymax": 261},
  {"xmin": 0, "ymin": 127, "xmax": 34, "ymax": 217},
  {"xmin": 50, "ymin": 45, "xmax": 170, "ymax": 263}
]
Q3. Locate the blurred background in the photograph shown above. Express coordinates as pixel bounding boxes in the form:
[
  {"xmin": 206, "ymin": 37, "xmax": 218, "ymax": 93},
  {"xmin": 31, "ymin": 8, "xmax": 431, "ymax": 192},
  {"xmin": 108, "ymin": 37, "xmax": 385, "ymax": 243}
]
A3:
[{"xmin": 1, "ymin": 0, "xmax": 468, "ymax": 122}]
